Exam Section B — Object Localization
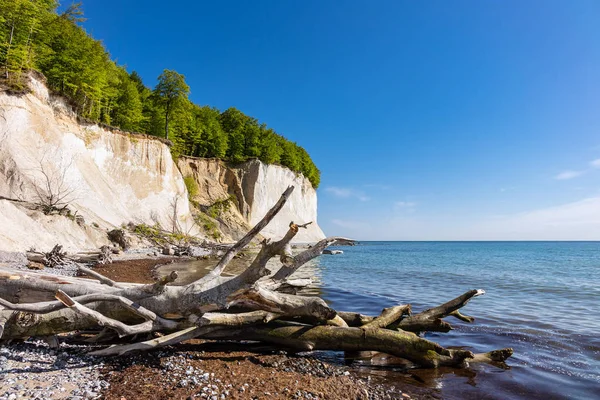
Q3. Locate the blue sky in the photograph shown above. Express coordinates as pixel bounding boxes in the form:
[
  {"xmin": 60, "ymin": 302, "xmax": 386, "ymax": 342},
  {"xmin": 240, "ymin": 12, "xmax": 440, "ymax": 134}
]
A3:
[{"xmin": 77, "ymin": 0, "xmax": 600, "ymax": 240}]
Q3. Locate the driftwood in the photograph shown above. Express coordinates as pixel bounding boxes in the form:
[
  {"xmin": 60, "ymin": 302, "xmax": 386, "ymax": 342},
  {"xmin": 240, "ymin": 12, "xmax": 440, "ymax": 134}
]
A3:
[
  {"xmin": 97, "ymin": 245, "xmax": 113, "ymax": 265},
  {"xmin": 0, "ymin": 186, "xmax": 512, "ymax": 369},
  {"xmin": 41, "ymin": 244, "xmax": 70, "ymax": 268},
  {"xmin": 27, "ymin": 245, "xmax": 115, "ymax": 267}
]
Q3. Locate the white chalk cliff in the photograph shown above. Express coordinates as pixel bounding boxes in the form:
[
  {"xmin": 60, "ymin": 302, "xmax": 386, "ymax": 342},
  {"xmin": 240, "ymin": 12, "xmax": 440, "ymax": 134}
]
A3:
[
  {"xmin": 178, "ymin": 157, "xmax": 325, "ymax": 243},
  {"xmin": 0, "ymin": 74, "xmax": 325, "ymax": 252},
  {"xmin": 0, "ymin": 74, "xmax": 197, "ymax": 252}
]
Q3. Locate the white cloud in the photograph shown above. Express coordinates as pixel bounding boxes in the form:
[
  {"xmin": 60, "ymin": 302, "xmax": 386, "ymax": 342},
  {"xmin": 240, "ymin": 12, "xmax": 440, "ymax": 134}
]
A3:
[
  {"xmin": 394, "ymin": 201, "xmax": 416, "ymax": 208},
  {"xmin": 325, "ymin": 187, "xmax": 351, "ymax": 197},
  {"xmin": 324, "ymin": 186, "xmax": 370, "ymax": 201},
  {"xmin": 331, "ymin": 219, "xmax": 365, "ymax": 229},
  {"xmin": 590, "ymin": 159, "xmax": 600, "ymax": 168},
  {"xmin": 555, "ymin": 170, "xmax": 585, "ymax": 180},
  {"xmin": 363, "ymin": 184, "xmax": 392, "ymax": 190},
  {"xmin": 324, "ymin": 196, "xmax": 600, "ymax": 241},
  {"xmin": 554, "ymin": 158, "xmax": 600, "ymax": 180},
  {"xmin": 469, "ymin": 196, "xmax": 600, "ymax": 240}
]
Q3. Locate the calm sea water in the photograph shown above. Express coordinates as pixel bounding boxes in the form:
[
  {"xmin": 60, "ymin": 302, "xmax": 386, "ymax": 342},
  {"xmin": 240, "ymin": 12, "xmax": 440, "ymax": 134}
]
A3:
[
  {"xmin": 159, "ymin": 241, "xmax": 600, "ymax": 399},
  {"xmin": 315, "ymin": 241, "xmax": 600, "ymax": 400}
]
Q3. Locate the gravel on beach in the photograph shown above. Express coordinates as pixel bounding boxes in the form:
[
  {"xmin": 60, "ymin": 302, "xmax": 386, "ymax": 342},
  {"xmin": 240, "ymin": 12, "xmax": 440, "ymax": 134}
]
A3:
[
  {"xmin": 0, "ymin": 340, "xmax": 108, "ymax": 400},
  {"xmin": 0, "ymin": 339, "xmax": 423, "ymax": 400},
  {"xmin": 101, "ymin": 344, "xmax": 417, "ymax": 400}
]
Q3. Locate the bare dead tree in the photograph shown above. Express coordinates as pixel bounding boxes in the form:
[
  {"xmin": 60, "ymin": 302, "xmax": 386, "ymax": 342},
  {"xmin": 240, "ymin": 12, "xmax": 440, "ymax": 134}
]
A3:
[
  {"xmin": 169, "ymin": 195, "xmax": 181, "ymax": 234},
  {"xmin": 27, "ymin": 153, "xmax": 77, "ymax": 215},
  {"xmin": 97, "ymin": 245, "xmax": 113, "ymax": 265},
  {"xmin": 0, "ymin": 186, "xmax": 512, "ymax": 369}
]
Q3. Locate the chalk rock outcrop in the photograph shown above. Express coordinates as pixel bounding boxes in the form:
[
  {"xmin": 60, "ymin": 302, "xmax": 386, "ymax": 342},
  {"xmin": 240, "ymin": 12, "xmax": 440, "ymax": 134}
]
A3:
[
  {"xmin": 0, "ymin": 74, "xmax": 197, "ymax": 252},
  {"xmin": 178, "ymin": 157, "xmax": 325, "ymax": 243}
]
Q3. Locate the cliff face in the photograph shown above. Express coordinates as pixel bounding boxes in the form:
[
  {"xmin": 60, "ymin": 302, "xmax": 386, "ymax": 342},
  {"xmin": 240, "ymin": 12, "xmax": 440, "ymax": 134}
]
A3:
[
  {"xmin": 0, "ymin": 75, "xmax": 197, "ymax": 252},
  {"xmin": 178, "ymin": 157, "xmax": 325, "ymax": 243},
  {"xmin": 0, "ymin": 75, "xmax": 325, "ymax": 252}
]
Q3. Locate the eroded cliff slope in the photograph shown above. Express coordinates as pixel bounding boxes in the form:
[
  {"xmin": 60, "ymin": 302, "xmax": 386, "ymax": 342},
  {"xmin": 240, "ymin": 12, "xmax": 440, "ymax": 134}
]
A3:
[{"xmin": 178, "ymin": 157, "xmax": 325, "ymax": 243}]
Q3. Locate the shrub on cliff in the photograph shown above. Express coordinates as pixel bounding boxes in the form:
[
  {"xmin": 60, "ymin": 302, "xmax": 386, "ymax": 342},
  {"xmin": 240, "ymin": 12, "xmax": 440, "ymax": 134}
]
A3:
[{"xmin": 183, "ymin": 176, "xmax": 199, "ymax": 199}]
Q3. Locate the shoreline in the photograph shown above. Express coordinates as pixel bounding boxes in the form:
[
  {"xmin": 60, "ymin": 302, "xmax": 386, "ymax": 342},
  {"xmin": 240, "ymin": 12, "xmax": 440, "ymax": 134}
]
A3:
[
  {"xmin": 95, "ymin": 257, "xmax": 430, "ymax": 400},
  {"xmin": 0, "ymin": 255, "xmax": 433, "ymax": 400}
]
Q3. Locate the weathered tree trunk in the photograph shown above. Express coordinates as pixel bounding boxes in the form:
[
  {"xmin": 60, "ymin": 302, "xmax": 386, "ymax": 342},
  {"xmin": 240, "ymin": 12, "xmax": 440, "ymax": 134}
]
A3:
[
  {"xmin": 0, "ymin": 186, "xmax": 512, "ymax": 369},
  {"xmin": 5, "ymin": 22, "xmax": 15, "ymax": 79}
]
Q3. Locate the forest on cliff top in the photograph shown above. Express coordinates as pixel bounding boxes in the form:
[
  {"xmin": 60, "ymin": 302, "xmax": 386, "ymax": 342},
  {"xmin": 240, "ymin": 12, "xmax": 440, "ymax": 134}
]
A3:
[{"xmin": 0, "ymin": 1, "xmax": 320, "ymax": 188}]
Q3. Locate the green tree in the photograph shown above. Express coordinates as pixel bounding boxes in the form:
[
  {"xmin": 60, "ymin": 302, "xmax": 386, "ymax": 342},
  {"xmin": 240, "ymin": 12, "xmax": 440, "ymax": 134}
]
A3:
[
  {"xmin": 35, "ymin": 8, "xmax": 113, "ymax": 119},
  {"xmin": 0, "ymin": 0, "xmax": 55, "ymax": 86},
  {"xmin": 243, "ymin": 120, "xmax": 261, "ymax": 158},
  {"xmin": 113, "ymin": 69, "xmax": 143, "ymax": 131},
  {"xmin": 259, "ymin": 128, "xmax": 282, "ymax": 164},
  {"xmin": 167, "ymin": 97, "xmax": 194, "ymax": 158},
  {"xmin": 129, "ymin": 71, "xmax": 161, "ymax": 135},
  {"xmin": 297, "ymin": 146, "xmax": 320, "ymax": 188},
  {"xmin": 220, "ymin": 107, "xmax": 249, "ymax": 163},
  {"xmin": 280, "ymin": 140, "xmax": 301, "ymax": 172},
  {"xmin": 153, "ymin": 69, "xmax": 190, "ymax": 139},
  {"xmin": 192, "ymin": 106, "xmax": 227, "ymax": 158}
]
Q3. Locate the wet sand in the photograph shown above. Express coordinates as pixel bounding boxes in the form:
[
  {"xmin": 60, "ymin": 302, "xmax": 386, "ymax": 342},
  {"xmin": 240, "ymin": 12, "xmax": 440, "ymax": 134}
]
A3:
[
  {"xmin": 91, "ymin": 257, "xmax": 180, "ymax": 283},
  {"xmin": 100, "ymin": 343, "xmax": 431, "ymax": 400}
]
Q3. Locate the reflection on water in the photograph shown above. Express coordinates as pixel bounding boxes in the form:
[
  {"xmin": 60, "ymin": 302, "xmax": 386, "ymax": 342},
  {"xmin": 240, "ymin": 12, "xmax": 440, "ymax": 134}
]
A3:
[{"xmin": 158, "ymin": 242, "xmax": 600, "ymax": 400}]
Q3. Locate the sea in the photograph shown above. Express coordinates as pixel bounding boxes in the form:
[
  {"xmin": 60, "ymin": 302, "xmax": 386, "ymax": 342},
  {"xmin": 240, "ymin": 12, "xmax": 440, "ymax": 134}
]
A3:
[
  {"xmin": 315, "ymin": 241, "xmax": 600, "ymax": 400},
  {"xmin": 158, "ymin": 241, "xmax": 600, "ymax": 399}
]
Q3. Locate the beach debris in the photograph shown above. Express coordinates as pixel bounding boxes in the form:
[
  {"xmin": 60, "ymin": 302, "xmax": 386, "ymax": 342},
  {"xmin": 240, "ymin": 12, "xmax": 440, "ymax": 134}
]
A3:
[
  {"xmin": 323, "ymin": 249, "xmax": 343, "ymax": 255},
  {"xmin": 97, "ymin": 245, "xmax": 113, "ymax": 265},
  {"xmin": 107, "ymin": 228, "xmax": 131, "ymax": 250},
  {"xmin": 27, "ymin": 261, "xmax": 44, "ymax": 270},
  {"xmin": 162, "ymin": 245, "xmax": 175, "ymax": 256}
]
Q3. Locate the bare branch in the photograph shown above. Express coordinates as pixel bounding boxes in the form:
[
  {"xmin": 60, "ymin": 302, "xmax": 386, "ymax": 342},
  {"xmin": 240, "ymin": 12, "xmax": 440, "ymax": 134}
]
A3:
[
  {"xmin": 194, "ymin": 186, "xmax": 295, "ymax": 284},
  {"xmin": 337, "ymin": 311, "xmax": 374, "ymax": 327},
  {"xmin": 78, "ymin": 265, "xmax": 122, "ymax": 288},
  {"xmin": 148, "ymin": 271, "xmax": 178, "ymax": 293},
  {"xmin": 266, "ymin": 237, "xmax": 356, "ymax": 286},
  {"xmin": 89, "ymin": 311, "xmax": 279, "ymax": 356},
  {"xmin": 89, "ymin": 326, "xmax": 211, "ymax": 356},
  {"xmin": 227, "ymin": 286, "xmax": 336, "ymax": 321},
  {"xmin": 197, "ymin": 310, "xmax": 280, "ymax": 326},
  {"xmin": 393, "ymin": 289, "xmax": 484, "ymax": 333},
  {"xmin": 469, "ymin": 348, "xmax": 514, "ymax": 364},
  {"xmin": 25, "ymin": 152, "xmax": 78, "ymax": 215},
  {"xmin": 362, "ymin": 305, "xmax": 411, "ymax": 330},
  {"xmin": 54, "ymin": 290, "xmax": 178, "ymax": 337},
  {"xmin": 0, "ymin": 291, "xmax": 151, "ymax": 314},
  {"xmin": 450, "ymin": 310, "xmax": 475, "ymax": 323}
]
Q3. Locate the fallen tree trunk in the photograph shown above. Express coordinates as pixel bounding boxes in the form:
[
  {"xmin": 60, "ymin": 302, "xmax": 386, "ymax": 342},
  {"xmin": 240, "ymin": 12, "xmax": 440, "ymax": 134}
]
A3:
[{"xmin": 0, "ymin": 185, "xmax": 512, "ymax": 369}]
